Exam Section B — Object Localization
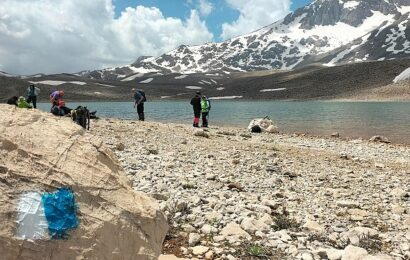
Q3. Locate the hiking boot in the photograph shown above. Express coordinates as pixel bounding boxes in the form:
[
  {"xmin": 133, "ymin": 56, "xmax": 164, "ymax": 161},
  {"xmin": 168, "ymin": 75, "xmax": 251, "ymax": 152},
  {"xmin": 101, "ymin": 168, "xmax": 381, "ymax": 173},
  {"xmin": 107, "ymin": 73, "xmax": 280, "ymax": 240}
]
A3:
[{"xmin": 193, "ymin": 123, "xmax": 199, "ymax": 127}]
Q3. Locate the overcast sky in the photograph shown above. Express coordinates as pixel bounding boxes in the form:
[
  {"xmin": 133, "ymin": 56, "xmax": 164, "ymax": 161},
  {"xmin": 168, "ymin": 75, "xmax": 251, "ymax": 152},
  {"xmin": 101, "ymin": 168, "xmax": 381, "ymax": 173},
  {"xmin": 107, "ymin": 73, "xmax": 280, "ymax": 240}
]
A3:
[{"xmin": 0, "ymin": 0, "xmax": 311, "ymax": 75}]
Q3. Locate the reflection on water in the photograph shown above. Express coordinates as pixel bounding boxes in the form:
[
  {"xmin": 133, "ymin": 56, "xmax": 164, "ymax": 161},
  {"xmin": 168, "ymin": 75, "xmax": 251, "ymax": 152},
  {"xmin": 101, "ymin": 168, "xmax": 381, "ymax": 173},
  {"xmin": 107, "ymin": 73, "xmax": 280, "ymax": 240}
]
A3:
[{"xmin": 38, "ymin": 101, "xmax": 410, "ymax": 144}]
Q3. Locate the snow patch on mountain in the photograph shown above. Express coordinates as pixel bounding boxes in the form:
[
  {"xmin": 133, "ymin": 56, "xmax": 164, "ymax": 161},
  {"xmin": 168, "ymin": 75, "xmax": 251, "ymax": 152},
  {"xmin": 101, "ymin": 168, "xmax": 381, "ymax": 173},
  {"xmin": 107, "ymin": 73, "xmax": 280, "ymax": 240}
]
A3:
[
  {"xmin": 175, "ymin": 74, "xmax": 188, "ymax": 79},
  {"xmin": 140, "ymin": 78, "xmax": 154, "ymax": 84},
  {"xmin": 343, "ymin": 1, "xmax": 360, "ymax": 10},
  {"xmin": 385, "ymin": 21, "xmax": 409, "ymax": 54},
  {"xmin": 398, "ymin": 5, "xmax": 410, "ymax": 15},
  {"xmin": 95, "ymin": 83, "xmax": 117, "ymax": 88},
  {"xmin": 185, "ymin": 86, "xmax": 202, "ymax": 90},
  {"xmin": 30, "ymin": 80, "xmax": 87, "ymax": 86},
  {"xmin": 121, "ymin": 73, "xmax": 145, "ymax": 82},
  {"xmin": 393, "ymin": 67, "xmax": 410, "ymax": 83},
  {"xmin": 260, "ymin": 88, "xmax": 287, "ymax": 92},
  {"xmin": 209, "ymin": 96, "xmax": 243, "ymax": 100}
]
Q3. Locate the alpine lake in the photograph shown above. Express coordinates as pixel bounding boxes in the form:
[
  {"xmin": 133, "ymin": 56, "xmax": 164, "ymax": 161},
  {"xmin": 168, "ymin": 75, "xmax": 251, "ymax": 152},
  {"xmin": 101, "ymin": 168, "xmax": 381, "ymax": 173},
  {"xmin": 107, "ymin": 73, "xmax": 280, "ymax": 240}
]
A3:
[{"xmin": 38, "ymin": 101, "xmax": 410, "ymax": 144}]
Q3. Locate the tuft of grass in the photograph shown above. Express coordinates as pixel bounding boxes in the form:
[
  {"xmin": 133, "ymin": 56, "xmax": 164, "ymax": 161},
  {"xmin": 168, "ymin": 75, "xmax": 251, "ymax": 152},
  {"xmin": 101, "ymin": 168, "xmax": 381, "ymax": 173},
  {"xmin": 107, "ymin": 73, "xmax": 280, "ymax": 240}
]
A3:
[
  {"xmin": 182, "ymin": 183, "xmax": 197, "ymax": 189},
  {"xmin": 271, "ymin": 208, "xmax": 299, "ymax": 231},
  {"xmin": 248, "ymin": 244, "xmax": 266, "ymax": 257},
  {"xmin": 234, "ymin": 241, "xmax": 285, "ymax": 259},
  {"xmin": 359, "ymin": 233, "xmax": 383, "ymax": 254}
]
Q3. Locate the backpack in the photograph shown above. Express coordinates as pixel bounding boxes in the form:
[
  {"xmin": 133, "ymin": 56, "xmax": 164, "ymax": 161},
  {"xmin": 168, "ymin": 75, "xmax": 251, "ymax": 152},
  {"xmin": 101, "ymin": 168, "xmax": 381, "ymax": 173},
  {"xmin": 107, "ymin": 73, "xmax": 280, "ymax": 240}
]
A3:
[
  {"xmin": 71, "ymin": 106, "xmax": 90, "ymax": 130},
  {"xmin": 135, "ymin": 90, "xmax": 147, "ymax": 102},
  {"xmin": 251, "ymin": 125, "xmax": 262, "ymax": 133},
  {"xmin": 140, "ymin": 91, "xmax": 147, "ymax": 102}
]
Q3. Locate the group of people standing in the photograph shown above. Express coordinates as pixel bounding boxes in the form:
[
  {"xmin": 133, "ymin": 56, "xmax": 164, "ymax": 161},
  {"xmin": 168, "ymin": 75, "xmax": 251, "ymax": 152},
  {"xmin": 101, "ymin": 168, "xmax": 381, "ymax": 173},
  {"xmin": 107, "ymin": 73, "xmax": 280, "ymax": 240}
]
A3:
[
  {"xmin": 132, "ymin": 89, "xmax": 211, "ymax": 127},
  {"xmin": 6, "ymin": 84, "xmax": 69, "ymax": 116},
  {"xmin": 7, "ymin": 84, "xmax": 40, "ymax": 108},
  {"xmin": 190, "ymin": 91, "xmax": 211, "ymax": 128},
  {"xmin": 8, "ymin": 85, "xmax": 211, "ymax": 128}
]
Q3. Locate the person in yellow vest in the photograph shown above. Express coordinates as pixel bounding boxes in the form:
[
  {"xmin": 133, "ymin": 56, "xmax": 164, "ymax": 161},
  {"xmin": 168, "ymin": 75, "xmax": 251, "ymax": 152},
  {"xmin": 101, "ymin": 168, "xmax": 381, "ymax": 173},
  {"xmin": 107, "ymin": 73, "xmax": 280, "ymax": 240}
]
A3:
[
  {"xmin": 17, "ymin": 96, "xmax": 32, "ymax": 109},
  {"xmin": 200, "ymin": 95, "xmax": 211, "ymax": 127}
]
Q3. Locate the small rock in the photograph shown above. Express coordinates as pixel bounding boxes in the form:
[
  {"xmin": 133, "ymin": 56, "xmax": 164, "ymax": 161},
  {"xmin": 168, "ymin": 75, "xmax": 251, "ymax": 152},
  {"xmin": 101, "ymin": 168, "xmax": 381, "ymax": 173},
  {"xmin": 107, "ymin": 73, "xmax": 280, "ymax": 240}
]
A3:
[
  {"xmin": 375, "ymin": 163, "xmax": 385, "ymax": 169},
  {"xmin": 115, "ymin": 142, "xmax": 125, "ymax": 151},
  {"xmin": 266, "ymin": 125, "xmax": 279, "ymax": 133},
  {"xmin": 391, "ymin": 188, "xmax": 406, "ymax": 199},
  {"xmin": 189, "ymin": 233, "xmax": 201, "ymax": 246},
  {"xmin": 159, "ymin": 254, "xmax": 187, "ymax": 260},
  {"xmin": 194, "ymin": 129, "xmax": 209, "ymax": 138},
  {"xmin": 206, "ymin": 174, "xmax": 216, "ymax": 180},
  {"xmin": 341, "ymin": 245, "xmax": 368, "ymax": 260},
  {"xmin": 391, "ymin": 204, "xmax": 406, "ymax": 214},
  {"xmin": 204, "ymin": 250, "xmax": 214, "ymax": 259},
  {"xmin": 227, "ymin": 183, "xmax": 244, "ymax": 191},
  {"xmin": 362, "ymin": 254, "xmax": 393, "ymax": 260},
  {"xmin": 369, "ymin": 135, "xmax": 390, "ymax": 143},
  {"xmin": 220, "ymin": 222, "xmax": 252, "ymax": 241},
  {"xmin": 331, "ymin": 132, "xmax": 340, "ymax": 138},
  {"xmin": 303, "ymin": 219, "xmax": 324, "ymax": 233},
  {"xmin": 201, "ymin": 224, "xmax": 217, "ymax": 234},
  {"xmin": 226, "ymin": 254, "xmax": 237, "ymax": 260},
  {"xmin": 337, "ymin": 200, "xmax": 360, "ymax": 208},
  {"xmin": 326, "ymin": 248, "xmax": 344, "ymax": 260},
  {"xmin": 231, "ymin": 159, "xmax": 240, "ymax": 165},
  {"xmin": 192, "ymin": 246, "xmax": 209, "ymax": 256},
  {"xmin": 150, "ymin": 193, "xmax": 169, "ymax": 201},
  {"xmin": 301, "ymin": 252, "xmax": 314, "ymax": 260},
  {"xmin": 400, "ymin": 242, "xmax": 410, "ymax": 252}
]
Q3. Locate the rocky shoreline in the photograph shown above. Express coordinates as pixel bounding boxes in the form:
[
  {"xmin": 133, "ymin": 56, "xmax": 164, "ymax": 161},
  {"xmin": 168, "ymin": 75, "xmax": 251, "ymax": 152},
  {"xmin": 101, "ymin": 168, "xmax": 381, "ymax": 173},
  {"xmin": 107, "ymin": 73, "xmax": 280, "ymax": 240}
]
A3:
[{"xmin": 91, "ymin": 119, "xmax": 410, "ymax": 260}]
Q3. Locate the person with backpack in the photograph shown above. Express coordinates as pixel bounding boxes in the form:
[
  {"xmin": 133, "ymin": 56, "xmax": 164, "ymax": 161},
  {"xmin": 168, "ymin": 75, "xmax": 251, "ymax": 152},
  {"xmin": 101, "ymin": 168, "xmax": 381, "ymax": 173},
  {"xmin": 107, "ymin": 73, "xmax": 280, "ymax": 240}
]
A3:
[
  {"xmin": 190, "ymin": 91, "xmax": 201, "ymax": 127},
  {"xmin": 50, "ymin": 90, "xmax": 64, "ymax": 107},
  {"xmin": 26, "ymin": 84, "xmax": 40, "ymax": 108},
  {"xmin": 132, "ymin": 88, "xmax": 146, "ymax": 121},
  {"xmin": 200, "ymin": 95, "xmax": 211, "ymax": 127}
]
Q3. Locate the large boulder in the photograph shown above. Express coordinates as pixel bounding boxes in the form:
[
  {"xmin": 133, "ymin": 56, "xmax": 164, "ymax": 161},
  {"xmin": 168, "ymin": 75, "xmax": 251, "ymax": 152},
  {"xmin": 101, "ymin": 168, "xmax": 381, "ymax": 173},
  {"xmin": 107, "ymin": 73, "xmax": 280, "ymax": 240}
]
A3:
[
  {"xmin": 248, "ymin": 117, "xmax": 279, "ymax": 133},
  {"xmin": 0, "ymin": 105, "xmax": 168, "ymax": 259}
]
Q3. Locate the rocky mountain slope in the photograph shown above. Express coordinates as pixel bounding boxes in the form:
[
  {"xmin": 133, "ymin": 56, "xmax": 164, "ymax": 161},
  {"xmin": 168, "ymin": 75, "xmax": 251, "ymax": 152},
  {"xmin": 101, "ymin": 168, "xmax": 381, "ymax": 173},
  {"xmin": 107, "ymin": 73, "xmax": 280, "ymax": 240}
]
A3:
[
  {"xmin": 80, "ymin": 0, "xmax": 410, "ymax": 80},
  {"xmin": 2, "ymin": 58, "xmax": 410, "ymax": 102}
]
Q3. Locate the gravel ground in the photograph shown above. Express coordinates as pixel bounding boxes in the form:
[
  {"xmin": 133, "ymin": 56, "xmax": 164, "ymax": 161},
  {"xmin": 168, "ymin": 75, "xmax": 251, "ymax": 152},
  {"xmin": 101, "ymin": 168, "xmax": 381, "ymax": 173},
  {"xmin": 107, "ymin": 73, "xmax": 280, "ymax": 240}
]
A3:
[{"xmin": 91, "ymin": 119, "xmax": 410, "ymax": 260}]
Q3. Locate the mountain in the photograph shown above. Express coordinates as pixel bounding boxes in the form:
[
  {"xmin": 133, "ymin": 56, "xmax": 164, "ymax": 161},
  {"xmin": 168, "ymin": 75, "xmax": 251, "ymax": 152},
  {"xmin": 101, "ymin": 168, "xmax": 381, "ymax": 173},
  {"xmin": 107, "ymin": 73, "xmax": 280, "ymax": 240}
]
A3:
[
  {"xmin": 80, "ymin": 0, "xmax": 410, "ymax": 80},
  {"xmin": 2, "ymin": 58, "xmax": 410, "ymax": 102}
]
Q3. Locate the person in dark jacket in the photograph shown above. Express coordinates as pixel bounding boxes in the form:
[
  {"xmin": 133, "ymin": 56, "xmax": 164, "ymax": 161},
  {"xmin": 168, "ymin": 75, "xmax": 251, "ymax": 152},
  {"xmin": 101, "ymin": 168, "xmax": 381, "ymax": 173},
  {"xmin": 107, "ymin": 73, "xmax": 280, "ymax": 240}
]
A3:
[
  {"xmin": 190, "ymin": 91, "xmax": 201, "ymax": 127},
  {"xmin": 7, "ymin": 96, "xmax": 18, "ymax": 106},
  {"xmin": 26, "ymin": 84, "xmax": 40, "ymax": 108},
  {"xmin": 132, "ymin": 88, "xmax": 146, "ymax": 121}
]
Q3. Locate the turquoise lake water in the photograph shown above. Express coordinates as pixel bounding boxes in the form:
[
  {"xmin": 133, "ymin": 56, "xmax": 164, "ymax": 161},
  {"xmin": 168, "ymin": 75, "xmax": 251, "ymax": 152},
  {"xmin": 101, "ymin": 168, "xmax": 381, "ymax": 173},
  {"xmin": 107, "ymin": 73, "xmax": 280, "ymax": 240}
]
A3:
[{"xmin": 38, "ymin": 101, "xmax": 410, "ymax": 144}]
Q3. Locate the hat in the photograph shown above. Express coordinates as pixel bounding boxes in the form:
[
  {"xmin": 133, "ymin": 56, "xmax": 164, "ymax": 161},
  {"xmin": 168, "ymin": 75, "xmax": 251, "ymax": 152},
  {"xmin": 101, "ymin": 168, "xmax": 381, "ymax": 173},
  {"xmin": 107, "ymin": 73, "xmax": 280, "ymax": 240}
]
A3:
[{"xmin": 196, "ymin": 91, "xmax": 201, "ymax": 95}]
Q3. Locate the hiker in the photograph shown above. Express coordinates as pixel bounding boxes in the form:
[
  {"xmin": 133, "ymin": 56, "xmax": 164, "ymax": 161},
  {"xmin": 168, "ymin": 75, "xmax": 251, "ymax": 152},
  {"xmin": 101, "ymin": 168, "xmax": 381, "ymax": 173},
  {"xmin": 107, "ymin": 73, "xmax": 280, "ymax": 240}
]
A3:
[
  {"xmin": 132, "ymin": 88, "xmax": 146, "ymax": 121},
  {"xmin": 201, "ymin": 95, "xmax": 211, "ymax": 127},
  {"xmin": 190, "ymin": 91, "xmax": 201, "ymax": 127},
  {"xmin": 58, "ymin": 99, "xmax": 72, "ymax": 115},
  {"xmin": 17, "ymin": 96, "xmax": 32, "ymax": 109},
  {"xmin": 50, "ymin": 90, "xmax": 64, "ymax": 107},
  {"xmin": 26, "ymin": 84, "xmax": 40, "ymax": 108},
  {"xmin": 6, "ymin": 96, "xmax": 18, "ymax": 106},
  {"xmin": 50, "ymin": 97, "xmax": 71, "ymax": 116}
]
